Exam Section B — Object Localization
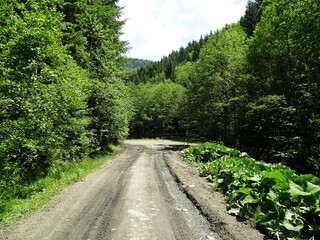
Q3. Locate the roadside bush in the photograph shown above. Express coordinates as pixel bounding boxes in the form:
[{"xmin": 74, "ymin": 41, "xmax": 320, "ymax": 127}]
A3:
[{"xmin": 182, "ymin": 143, "xmax": 320, "ymax": 240}]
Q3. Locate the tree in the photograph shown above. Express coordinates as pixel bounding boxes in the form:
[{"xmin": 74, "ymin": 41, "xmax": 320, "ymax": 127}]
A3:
[
  {"xmin": 0, "ymin": 0, "xmax": 131, "ymax": 185},
  {"xmin": 0, "ymin": 0, "xmax": 92, "ymax": 183},
  {"xmin": 129, "ymin": 80, "xmax": 186, "ymax": 138},
  {"xmin": 242, "ymin": 95, "xmax": 297, "ymax": 163},
  {"xmin": 186, "ymin": 23, "xmax": 248, "ymax": 145},
  {"xmin": 246, "ymin": 0, "xmax": 320, "ymax": 174},
  {"xmin": 127, "ymin": 35, "xmax": 209, "ymax": 84},
  {"xmin": 60, "ymin": 0, "xmax": 131, "ymax": 152},
  {"xmin": 174, "ymin": 62, "xmax": 195, "ymax": 87},
  {"xmin": 124, "ymin": 58, "xmax": 152, "ymax": 71},
  {"xmin": 240, "ymin": 0, "xmax": 264, "ymax": 37}
]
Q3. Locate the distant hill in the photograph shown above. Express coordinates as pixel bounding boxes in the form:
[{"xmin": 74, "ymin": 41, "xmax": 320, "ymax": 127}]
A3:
[{"xmin": 125, "ymin": 58, "xmax": 152, "ymax": 71}]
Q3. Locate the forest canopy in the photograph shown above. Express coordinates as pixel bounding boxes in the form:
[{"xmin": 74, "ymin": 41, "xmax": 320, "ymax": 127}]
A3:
[
  {"xmin": 127, "ymin": 0, "xmax": 320, "ymax": 176},
  {"xmin": 0, "ymin": 0, "xmax": 131, "ymax": 184},
  {"xmin": 1, "ymin": 0, "xmax": 319, "ymax": 186}
]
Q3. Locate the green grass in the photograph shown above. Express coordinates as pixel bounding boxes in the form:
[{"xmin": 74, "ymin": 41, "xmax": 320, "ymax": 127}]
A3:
[{"xmin": 0, "ymin": 144, "xmax": 122, "ymax": 226}]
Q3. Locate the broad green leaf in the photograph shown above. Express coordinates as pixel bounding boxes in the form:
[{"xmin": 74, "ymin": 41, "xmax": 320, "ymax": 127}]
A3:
[
  {"xmin": 306, "ymin": 182, "xmax": 320, "ymax": 195},
  {"xmin": 217, "ymin": 178, "xmax": 224, "ymax": 184},
  {"xmin": 267, "ymin": 189, "xmax": 278, "ymax": 200},
  {"xmin": 263, "ymin": 170, "xmax": 285, "ymax": 180},
  {"xmin": 283, "ymin": 220, "xmax": 304, "ymax": 232},
  {"xmin": 262, "ymin": 170, "xmax": 291, "ymax": 190},
  {"xmin": 248, "ymin": 174, "xmax": 262, "ymax": 182},
  {"xmin": 242, "ymin": 195, "xmax": 260, "ymax": 204},
  {"xmin": 237, "ymin": 187, "xmax": 252, "ymax": 195},
  {"xmin": 288, "ymin": 181, "xmax": 311, "ymax": 196},
  {"xmin": 283, "ymin": 210, "xmax": 304, "ymax": 232}
]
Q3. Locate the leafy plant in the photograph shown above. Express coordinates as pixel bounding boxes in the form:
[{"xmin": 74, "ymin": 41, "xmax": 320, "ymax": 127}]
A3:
[{"xmin": 182, "ymin": 142, "xmax": 320, "ymax": 239}]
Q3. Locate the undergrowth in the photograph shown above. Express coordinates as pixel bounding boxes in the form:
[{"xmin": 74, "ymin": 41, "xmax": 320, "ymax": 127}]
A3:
[
  {"xmin": 0, "ymin": 144, "xmax": 122, "ymax": 226},
  {"xmin": 182, "ymin": 142, "xmax": 320, "ymax": 240}
]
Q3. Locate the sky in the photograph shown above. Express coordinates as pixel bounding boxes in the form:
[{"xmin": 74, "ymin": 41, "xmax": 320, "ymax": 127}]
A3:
[{"xmin": 118, "ymin": 0, "xmax": 248, "ymax": 61}]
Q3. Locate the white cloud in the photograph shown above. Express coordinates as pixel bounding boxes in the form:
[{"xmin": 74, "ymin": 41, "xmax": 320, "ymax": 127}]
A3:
[{"xmin": 119, "ymin": 0, "xmax": 247, "ymax": 61}]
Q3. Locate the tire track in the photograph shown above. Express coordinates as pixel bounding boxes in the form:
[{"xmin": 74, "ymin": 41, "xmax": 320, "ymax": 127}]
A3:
[{"xmin": 1, "ymin": 141, "xmax": 217, "ymax": 240}]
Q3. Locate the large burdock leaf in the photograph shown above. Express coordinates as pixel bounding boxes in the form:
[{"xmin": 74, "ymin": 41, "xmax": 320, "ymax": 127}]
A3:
[
  {"xmin": 288, "ymin": 181, "xmax": 311, "ymax": 196},
  {"xmin": 283, "ymin": 210, "xmax": 304, "ymax": 232},
  {"xmin": 242, "ymin": 194, "xmax": 261, "ymax": 204},
  {"xmin": 306, "ymin": 182, "xmax": 320, "ymax": 196},
  {"xmin": 236, "ymin": 187, "xmax": 252, "ymax": 195}
]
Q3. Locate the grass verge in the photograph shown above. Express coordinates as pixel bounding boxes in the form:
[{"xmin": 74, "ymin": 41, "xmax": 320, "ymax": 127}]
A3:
[{"xmin": 0, "ymin": 144, "xmax": 122, "ymax": 226}]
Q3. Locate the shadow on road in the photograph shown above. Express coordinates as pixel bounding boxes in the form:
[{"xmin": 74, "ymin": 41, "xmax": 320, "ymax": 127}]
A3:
[{"xmin": 157, "ymin": 144, "xmax": 190, "ymax": 152}]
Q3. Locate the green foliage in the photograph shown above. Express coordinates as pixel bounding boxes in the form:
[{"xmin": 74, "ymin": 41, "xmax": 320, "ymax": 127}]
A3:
[
  {"xmin": 0, "ymin": 0, "xmax": 130, "ymax": 186},
  {"xmin": 240, "ymin": 0, "xmax": 264, "ymax": 37},
  {"xmin": 88, "ymin": 81, "xmax": 132, "ymax": 152},
  {"xmin": 125, "ymin": 34, "xmax": 212, "ymax": 139},
  {"xmin": 178, "ymin": 0, "xmax": 320, "ymax": 177},
  {"xmin": 0, "ymin": 0, "xmax": 93, "ymax": 184},
  {"xmin": 0, "ymin": 145, "xmax": 121, "ymax": 224},
  {"xmin": 246, "ymin": 0, "xmax": 320, "ymax": 175},
  {"xmin": 174, "ymin": 61, "xmax": 195, "ymax": 87},
  {"xmin": 242, "ymin": 95, "xmax": 298, "ymax": 164},
  {"xmin": 129, "ymin": 80, "xmax": 186, "ymax": 138},
  {"xmin": 186, "ymin": 23, "xmax": 248, "ymax": 144},
  {"xmin": 182, "ymin": 143, "xmax": 320, "ymax": 239},
  {"xmin": 61, "ymin": 0, "xmax": 130, "ymax": 152},
  {"xmin": 124, "ymin": 58, "xmax": 152, "ymax": 71},
  {"xmin": 127, "ymin": 0, "xmax": 320, "ymax": 179},
  {"xmin": 182, "ymin": 142, "xmax": 244, "ymax": 163},
  {"xmin": 127, "ymin": 35, "xmax": 211, "ymax": 84},
  {"xmin": 61, "ymin": 0, "xmax": 127, "ymax": 76}
]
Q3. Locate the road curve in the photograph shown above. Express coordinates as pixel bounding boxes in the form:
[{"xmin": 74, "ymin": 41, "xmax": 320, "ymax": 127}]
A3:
[{"xmin": 1, "ymin": 140, "xmax": 217, "ymax": 240}]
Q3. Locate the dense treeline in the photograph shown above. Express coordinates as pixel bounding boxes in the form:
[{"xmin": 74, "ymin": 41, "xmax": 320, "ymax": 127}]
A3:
[
  {"xmin": 127, "ymin": 34, "xmax": 211, "ymax": 84},
  {"xmin": 125, "ymin": 58, "xmax": 153, "ymax": 71},
  {"xmin": 128, "ymin": 0, "xmax": 320, "ymax": 176},
  {"xmin": 0, "ymin": 0, "xmax": 130, "ymax": 185},
  {"xmin": 129, "ymin": 80, "xmax": 186, "ymax": 138},
  {"xmin": 1, "ymin": 0, "xmax": 319, "ymax": 185},
  {"xmin": 127, "ymin": 35, "xmax": 211, "ymax": 138}
]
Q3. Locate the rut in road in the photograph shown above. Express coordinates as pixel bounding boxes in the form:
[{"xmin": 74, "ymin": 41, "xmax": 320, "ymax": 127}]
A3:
[{"xmin": 1, "ymin": 140, "xmax": 218, "ymax": 240}]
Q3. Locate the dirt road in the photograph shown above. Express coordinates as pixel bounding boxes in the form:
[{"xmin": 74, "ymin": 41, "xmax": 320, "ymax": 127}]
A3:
[{"xmin": 1, "ymin": 140, "xmax": 264, "ymax": 240}]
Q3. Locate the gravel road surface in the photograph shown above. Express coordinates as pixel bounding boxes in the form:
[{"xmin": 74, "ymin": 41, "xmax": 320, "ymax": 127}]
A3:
[{"xmin": 1, "ymin": 140, "xmax": 264, "ymax": 240}]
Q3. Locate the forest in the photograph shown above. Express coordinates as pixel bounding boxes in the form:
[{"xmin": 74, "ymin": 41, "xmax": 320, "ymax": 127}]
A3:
[
  {"xmin": 128, "ymin": 0, "xmax": 320, "ymax": 177},
  {"xmin": 125, "ymin": 58, "xmax": 153, "ymax": 71},
  {"xmin": 0, "ymin": 0, "xmax": 319, "ymax": 205},
  {"xmin": 0, "ymin": 0, "xmax": 131, "ymax": 187}
]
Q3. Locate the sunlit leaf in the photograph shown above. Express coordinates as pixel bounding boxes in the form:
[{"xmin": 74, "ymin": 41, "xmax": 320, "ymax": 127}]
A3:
[
  {"xmin": 283, "ymin": 211, "xmax": 304, "ymax": 232},
  {"xmin": 306, "ymin": 182, "xmax": 320, "ymax": 195},
  {"xmin": 288, "ymin": 181, "xmax": 310, "ymax": 196}
]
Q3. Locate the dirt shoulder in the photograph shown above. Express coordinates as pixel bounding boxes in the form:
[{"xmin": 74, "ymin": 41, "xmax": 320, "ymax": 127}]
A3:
[{"xmin": 164, "ymin": 150, "xmax": 266, "ymax": 240}]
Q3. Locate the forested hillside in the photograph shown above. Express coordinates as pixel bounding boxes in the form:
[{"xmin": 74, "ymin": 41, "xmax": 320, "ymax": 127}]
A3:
[
  {"xmin": 127, "ymin": 0, "xmax": 320, "ymax": 176},
  {"xmin": 0, "ymin": 0, "xmax": 131, "ymax": 186},
  {"xmin": 1, "ymin": 0, "xmax": 319, "ymax": 192},
  {"xmin": 124, "ymin": 58, "xmax": 152, "ymax": 71},
  {"xmin": 1, "ymin": 0, "xmax": 319, "ymax": 237}
]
